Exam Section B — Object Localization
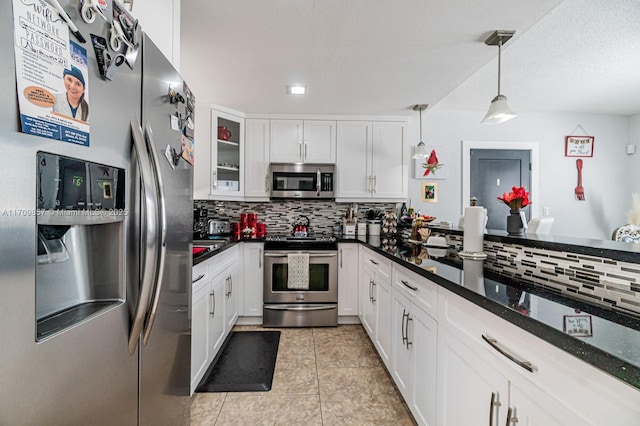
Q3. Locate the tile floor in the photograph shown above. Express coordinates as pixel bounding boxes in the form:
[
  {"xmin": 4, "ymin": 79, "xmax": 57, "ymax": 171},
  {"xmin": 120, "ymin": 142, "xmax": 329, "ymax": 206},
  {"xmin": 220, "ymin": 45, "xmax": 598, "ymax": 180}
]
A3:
[{"xmin": 190, "ymin": 324, "xmax": 417, "ymax": 425}]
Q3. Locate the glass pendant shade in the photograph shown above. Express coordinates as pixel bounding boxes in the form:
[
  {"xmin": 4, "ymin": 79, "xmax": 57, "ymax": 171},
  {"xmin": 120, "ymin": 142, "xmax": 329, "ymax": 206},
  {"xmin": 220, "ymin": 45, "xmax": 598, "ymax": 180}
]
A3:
[
  {"xmin": 412, "ymin": 141, "xmax": 428, "ymax": 159},
  {"xmin": 481, "ymin": 95, "xmax": 518, "ymax": 124}
]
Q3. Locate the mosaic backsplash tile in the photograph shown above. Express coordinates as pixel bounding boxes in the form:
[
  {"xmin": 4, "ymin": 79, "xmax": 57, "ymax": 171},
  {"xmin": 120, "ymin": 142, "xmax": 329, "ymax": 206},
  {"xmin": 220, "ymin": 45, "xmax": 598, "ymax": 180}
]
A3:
[
  {"xmin": 195, "ymin": 200, "xmax": 397, "ymax": 236},
  {"xmin": 431, "ymin": 232, "xmax": 640, "ymax": 316}
]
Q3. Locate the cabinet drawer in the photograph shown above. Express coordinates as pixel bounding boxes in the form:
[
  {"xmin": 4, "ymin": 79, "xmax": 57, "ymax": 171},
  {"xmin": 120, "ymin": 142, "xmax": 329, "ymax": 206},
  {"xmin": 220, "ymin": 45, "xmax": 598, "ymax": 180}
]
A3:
[
  {"xmin": 362, "ymin": 248, "xmax": 391, "ymax": 280},
  {"xmin": 392, "ymin": 264, "xmax": 437, "ymax": 319}
]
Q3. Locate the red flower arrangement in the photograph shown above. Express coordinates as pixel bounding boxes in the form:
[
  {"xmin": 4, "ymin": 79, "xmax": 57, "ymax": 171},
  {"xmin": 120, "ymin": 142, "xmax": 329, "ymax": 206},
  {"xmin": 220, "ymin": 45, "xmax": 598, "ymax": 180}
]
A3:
[{"xmin": 497, "ymin": 186, "xmax": 531, "ymax": 210}]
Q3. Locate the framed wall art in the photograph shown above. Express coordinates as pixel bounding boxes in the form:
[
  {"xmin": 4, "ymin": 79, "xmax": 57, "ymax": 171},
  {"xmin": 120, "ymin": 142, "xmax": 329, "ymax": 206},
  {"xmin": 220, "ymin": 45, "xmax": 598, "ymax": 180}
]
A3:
[
  {"xmin": 565, "ymin": 136, "xmax": 594, "ymax": 157},
  {"xmin": 414, "ymin": 145, "xmax": 448, "ymax": 179},
  {"xmin": 421, "ymin": 182, "xmax": 438, "ymax": 203}
]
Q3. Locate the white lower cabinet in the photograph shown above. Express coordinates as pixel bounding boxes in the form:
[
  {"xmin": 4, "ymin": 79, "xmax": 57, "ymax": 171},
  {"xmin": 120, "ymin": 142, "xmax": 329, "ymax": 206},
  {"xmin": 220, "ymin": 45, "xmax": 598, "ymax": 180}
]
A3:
[
  {"xmin": 390, "ymin": 265, "xmax": 438, "ymax": 426},
  {"xmin": 242, "ymin": 243, "xmax": 264, "ymax": 317},
  {"xmin": 190, "ymin": 245, "xmax": 241, "ymax": 395},
  {"xmin": 338, "ymin": 243, "xmax": 359, "ymax": 316},
  {"xmin": 359, "ymin": 248, "xmax": 392, "ymax": 367}
]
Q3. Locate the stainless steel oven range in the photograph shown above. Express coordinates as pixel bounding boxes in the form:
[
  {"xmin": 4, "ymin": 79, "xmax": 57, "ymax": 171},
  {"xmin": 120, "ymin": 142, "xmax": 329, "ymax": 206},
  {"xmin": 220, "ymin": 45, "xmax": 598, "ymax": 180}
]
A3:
[{"xmin": 263, "ymin": 236, "xmax": 338, "ymax": 327}]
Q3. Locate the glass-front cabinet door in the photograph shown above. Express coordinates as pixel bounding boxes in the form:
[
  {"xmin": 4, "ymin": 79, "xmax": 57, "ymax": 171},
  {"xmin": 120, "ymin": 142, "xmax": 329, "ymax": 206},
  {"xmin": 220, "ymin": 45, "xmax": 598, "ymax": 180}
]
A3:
[{"xmin": 210, "ymin": 107, "xmax": 244, "ymax": 198}]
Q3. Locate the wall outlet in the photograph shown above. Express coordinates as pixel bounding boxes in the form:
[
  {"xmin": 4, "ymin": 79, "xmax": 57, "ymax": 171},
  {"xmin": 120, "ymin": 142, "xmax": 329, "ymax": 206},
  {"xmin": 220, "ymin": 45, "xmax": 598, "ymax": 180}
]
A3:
[{"xmin": 626, "ymin": 144, "xmax": 636, "ymax": 155}]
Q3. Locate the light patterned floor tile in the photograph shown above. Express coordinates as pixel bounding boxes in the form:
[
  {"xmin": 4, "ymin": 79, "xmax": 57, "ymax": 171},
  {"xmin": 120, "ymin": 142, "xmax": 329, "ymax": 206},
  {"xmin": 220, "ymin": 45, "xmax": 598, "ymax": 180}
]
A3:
[
  {"xmin": 214, "ymin": 394, "xmax": 322, "ymax": 425},
  {"xmin": 190, "ymin": 392, "xmax": 226, "ymax": 425}
]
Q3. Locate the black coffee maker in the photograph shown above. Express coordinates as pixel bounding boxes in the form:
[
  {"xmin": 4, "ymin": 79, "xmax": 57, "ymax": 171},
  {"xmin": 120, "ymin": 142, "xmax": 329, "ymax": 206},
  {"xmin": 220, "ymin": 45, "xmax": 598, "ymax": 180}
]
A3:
[{"xmin": 193, "ymin": 206, "xmax": 208, "ymax": 239}]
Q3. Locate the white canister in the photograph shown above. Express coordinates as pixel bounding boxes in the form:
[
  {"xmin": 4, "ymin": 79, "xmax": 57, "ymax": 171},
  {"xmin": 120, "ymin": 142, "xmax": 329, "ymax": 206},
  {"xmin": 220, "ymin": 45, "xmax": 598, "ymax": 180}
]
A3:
[
  {"xmin": 368, "ymin": 223, "xmax": 381, "ymax": 236},
  {"xmin": 357, "ymin": 222, "xmax": 367, "ymax": 235}
]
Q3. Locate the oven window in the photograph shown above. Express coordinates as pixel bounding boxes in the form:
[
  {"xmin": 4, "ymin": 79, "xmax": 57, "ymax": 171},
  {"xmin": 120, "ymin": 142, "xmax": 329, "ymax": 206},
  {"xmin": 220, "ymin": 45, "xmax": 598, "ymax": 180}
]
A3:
[
  {"xmin": 272, "ymin": 172, "xmax": 317, "ymax": 191},
  {"xmin": 271, "ymin": 264, "xmax": 330, "ymax": 291}
]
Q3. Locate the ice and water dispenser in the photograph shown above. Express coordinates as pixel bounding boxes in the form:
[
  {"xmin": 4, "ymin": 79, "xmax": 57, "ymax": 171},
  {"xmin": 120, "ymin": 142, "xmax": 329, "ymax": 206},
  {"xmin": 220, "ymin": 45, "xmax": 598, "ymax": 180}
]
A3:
[{"xmin": 35, "ymin": 152, "xmax": 126, "ymax": 341}]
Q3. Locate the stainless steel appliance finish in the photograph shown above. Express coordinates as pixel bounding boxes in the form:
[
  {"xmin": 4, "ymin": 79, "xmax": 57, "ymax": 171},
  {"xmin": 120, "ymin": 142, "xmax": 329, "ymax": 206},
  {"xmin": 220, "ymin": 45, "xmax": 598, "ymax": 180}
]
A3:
[
  {"xmin": 0, "ymin": 2, "xmax": 192, "ymax": 424},
  {"xmin": 270, "ymin": 163, "xmax": 335, "ymax": 199},
  {"xmin": 263, "ymin": 241, "xmax": 338, "ymax": 327},
  {"xmin": 208, "ymin": 219, "xmax": 230, "ymax": 235}
]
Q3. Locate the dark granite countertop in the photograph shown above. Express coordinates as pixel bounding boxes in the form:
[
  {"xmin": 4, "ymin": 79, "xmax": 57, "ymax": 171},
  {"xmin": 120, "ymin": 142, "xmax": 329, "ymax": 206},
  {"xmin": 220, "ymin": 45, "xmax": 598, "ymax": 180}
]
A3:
[
  {"xmin": 193, "ymin": 234, "xmax": 640, "ymax": 389},
  {"xmin": 349, "ymin": 235, "xmax": 640, "ymax": 390}
]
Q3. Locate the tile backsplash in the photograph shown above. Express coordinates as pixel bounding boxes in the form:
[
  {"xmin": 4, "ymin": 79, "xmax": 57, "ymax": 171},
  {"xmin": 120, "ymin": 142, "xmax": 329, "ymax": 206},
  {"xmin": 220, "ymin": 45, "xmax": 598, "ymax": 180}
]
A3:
[
  {"xmin": 436, "ymin": 232, "xmax": 640, "ymax": 316},
  {"xmin": 195, "ymin": 200, "xmax": 397, "ymax": 236}
]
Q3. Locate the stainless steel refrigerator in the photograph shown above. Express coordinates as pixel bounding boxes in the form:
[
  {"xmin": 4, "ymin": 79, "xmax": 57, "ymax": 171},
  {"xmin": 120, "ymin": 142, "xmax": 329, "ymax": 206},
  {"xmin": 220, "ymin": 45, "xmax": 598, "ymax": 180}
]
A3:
[{"xmin": 0, "ymin": 1, "xmax": 193, "ymax": 424}]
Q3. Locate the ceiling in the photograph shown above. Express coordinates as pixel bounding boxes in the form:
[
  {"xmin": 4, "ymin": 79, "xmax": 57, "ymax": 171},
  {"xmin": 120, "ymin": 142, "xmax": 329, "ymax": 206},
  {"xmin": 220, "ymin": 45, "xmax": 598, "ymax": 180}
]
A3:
[{"xmin": 180, "ymin": 0, "xmax": 640, "ymax": 117}]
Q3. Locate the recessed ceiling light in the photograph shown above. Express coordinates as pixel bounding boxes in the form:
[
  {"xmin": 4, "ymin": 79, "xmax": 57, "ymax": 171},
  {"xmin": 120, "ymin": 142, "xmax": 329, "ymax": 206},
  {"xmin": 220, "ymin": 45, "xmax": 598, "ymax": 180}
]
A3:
[{"xmin": 287, "ymin": 85, "xmax": 307, "ymax": 95}]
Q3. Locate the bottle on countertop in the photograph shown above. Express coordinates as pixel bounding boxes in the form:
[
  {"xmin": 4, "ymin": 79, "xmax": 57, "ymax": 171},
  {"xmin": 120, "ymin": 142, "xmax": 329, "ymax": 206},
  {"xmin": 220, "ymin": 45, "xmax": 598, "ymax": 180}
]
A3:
[{"xmin": 400, "ymin": 202, "xmax": 408, "ymax": 217}]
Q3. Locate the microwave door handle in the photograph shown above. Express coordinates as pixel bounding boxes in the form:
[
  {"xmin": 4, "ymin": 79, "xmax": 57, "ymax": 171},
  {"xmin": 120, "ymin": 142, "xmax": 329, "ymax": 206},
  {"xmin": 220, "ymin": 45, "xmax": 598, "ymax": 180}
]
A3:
[
  {"xmin": 317, "ymin": 168, "xmax": 321, "ymax": 196},
  {"xmin": 142, "ymin": 122, "xmax": 168, "ymax": 346},
  {"xmin": 263, "ymin": 253, "xmax": 337, "ymax": 258},
  {"xmin": 128, "ymin": 115, "xmax": 159, "ymax": 356}
]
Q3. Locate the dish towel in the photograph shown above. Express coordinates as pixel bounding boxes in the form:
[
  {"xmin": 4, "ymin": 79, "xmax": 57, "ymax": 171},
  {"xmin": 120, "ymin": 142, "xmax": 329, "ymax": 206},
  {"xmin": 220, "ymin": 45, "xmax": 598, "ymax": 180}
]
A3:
[{"xmin": 287, "ymin": 253, "xmax": 309, "ymax": 289}]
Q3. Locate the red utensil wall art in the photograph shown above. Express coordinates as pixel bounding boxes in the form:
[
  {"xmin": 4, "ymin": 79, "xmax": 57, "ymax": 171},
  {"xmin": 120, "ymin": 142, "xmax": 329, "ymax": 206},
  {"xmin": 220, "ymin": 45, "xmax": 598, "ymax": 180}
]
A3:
[{"xmin": 575, "ymin": 159, "xmax": 585, "ymax": 201}]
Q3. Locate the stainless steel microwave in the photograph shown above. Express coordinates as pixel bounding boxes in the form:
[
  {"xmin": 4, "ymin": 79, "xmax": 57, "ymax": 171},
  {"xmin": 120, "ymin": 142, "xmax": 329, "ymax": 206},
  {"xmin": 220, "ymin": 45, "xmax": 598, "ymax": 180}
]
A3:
[{"xmin": 269, "ymin": 163, "xmax": 335, "ymax": 199}]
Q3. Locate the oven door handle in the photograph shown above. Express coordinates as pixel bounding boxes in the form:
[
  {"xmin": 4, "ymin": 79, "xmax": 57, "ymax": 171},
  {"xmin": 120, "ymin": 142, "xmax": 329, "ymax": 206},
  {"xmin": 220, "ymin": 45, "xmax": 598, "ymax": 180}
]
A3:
[
  {"xmin": 264, "ymin": 304, "xmax": 337, "ymax": 311},
  {"xmin": 264, "ymin": 253, "xmax": 337, "ymax": 258}
]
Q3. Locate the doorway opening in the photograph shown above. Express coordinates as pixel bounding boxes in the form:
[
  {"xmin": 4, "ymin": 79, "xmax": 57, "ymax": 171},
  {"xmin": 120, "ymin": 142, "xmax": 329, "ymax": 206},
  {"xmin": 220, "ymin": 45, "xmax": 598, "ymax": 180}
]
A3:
[{"xmin": 462, "ymin": 141, "xmax": 539, "ymax": 230}]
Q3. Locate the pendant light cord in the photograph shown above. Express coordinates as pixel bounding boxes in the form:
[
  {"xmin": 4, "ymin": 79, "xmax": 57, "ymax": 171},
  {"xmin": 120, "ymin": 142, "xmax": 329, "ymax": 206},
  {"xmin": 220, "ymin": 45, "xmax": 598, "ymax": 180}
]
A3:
[
  {"xmin": 419, "ymin": 108, "xmax": 423, "ymax": 142},
  {"xmin": 497, "ymin": 38, "xmax": 502, "ymax": 96}
]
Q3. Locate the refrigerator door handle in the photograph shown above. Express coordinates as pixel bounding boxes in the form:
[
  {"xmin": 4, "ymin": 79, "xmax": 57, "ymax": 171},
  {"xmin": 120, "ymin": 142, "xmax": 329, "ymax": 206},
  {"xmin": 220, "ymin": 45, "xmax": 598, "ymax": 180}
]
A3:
[
  {"xmin": 142, "ymin": 122, "xmax": 168, "ymax": 346},
  {"xmin": 128, "ymin": 116, "xmax": 160, "ymax": 356}
]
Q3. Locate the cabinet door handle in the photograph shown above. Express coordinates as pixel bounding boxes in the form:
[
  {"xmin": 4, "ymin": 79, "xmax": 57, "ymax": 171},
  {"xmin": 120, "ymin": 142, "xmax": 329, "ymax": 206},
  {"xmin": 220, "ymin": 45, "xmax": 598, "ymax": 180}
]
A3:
[
  {"xmin": 339, "ymin": 249, "xmax": 343, "ymax": 268},
  {"xmin": 505, "ymin": 407, "xmax": 518, "ymax": 425},
  {"xmin": 265, "ymin": 175, "xmax": 270, "ymax": 193},
  {"xmin": 482, "ymin": 335, "xmax": 535, "ymax": 373},
  {"xmin": 230, "ymin": 275, "xmax": 233, "ymax": 297},
  {"xmin": 212, "ymin": 171, "xmax": 218, "ymax": 191},
  {"xmin": 369, "ymin": 278, "xmax": 373, "ymax": 302},
  {"xmin": 371, "ymin": 281, "xmax": 376, "ymax": 303},
  {"xmin": 373, "ymin": 175, "xmax": 377, "ymax": 193},
  {"xmin": 401, "ymin": 280, "xmax": 417, "ymax": 291},
  {"xmin": 259, "ymin": 248, "xmax": 262, "ymax": 268},
  {"xmin": 405, "ymin": 314, "xmax": 413, "ymax": 348},
  {"xmin": 369, "ymin": 258, "xmax": 378, "ymax": 265},
  {"xmin": 304, "ymin": 141, "xmax": 308, "ymax": 160},
  {"xmin": 299, "ymin": 140, "xmax": 302, "ymax": 159},
  {"xmin": 401, "ymin": 309, "xmax": 407, "ymax": 345},
  {"xmin": 489, "ymin": 392, "xmax": 502, "ymax": 426},
  {"xmin": 209, "ymin": 290, "xmax": 215, "ymax": 317},
  {"xmin": 192, "ymin": 274, "xmax": 205, "ymax": 284},
  {"xmin": 316, "ymin": 168, "xmax": 321, "ymax": 196}
]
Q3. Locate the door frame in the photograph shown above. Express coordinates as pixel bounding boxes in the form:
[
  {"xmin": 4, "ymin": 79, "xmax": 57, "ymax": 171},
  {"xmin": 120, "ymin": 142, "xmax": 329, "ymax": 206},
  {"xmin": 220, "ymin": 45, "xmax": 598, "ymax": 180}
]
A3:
[{"xmin": 462, "ymin": 140, "xmax": 539, "ymax": 219}]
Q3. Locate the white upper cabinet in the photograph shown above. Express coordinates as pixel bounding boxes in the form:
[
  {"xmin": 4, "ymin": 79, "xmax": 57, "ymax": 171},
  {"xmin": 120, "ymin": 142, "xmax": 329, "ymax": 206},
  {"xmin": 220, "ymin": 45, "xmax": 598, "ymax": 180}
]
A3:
[
  {"xmin": 210, "ymin": 107, "xmax": 245, "ymax": 199},
  {"xmin": 270, "ymin": 120, "xmax": 336, "ymax": 164},
  {"xmin": 244, "ymin": 119, "xmax": 270, "ymax": 199},
  {"xmin": 192, "ymin": 103, "xmax": 212, "ymax": 200},
  {"xmin": 132, "ymin": 0, "xmax": 180, "ymax": 68},
  {"xmin": 336, "ymin": 121, "xmax": 407, "ymax": 201}
]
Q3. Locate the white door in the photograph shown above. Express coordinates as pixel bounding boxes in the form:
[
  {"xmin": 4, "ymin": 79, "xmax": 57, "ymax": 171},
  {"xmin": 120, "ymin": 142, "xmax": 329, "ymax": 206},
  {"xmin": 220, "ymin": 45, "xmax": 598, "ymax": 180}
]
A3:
[
  {"xmin": 225, "ymin": 262, "xmax": 240, "ymax": 331},
  {"xmin": 410, "ymin": 304, "xmax": 438, "ymax": 426},
  {"xmin": 303, "ymin": 120, "xmax": 336, "ymax": 163},
  {"xmin": 437, "ymin": 328, "xmax": 509, "ymax": 426},
  {"xmin": 371, "ymin": 121, "xmax": 406, "ymax": 199},
  {"xmin": 361, "ymin": 265, "xmax": 376, "ymax": 337},
  {"xmin": 242, "ymin": 243, "xmax": 264, "ymax": 316},
  {"xmin": 270, "ymin": 119, "xmax": 303, "ymax": 163},
  {"xmin": 244, "ymin": 119, "xmax": 270, "ymax": 198},
  {"xmin": 192, "ymin": 103, "xmax": 212, "ymax": 199},
  {"xmin": 208, "ymin": 274, "xmax": 226, "ymax": 355},
  {"xmin": 374, "ymin": 277, "xmax": 392, "ymax": 368},
  {"xmin": 190, "ymin": 278, "xmax": 210, "ymax": 394},
  {"xmin": 336, "ymin": 121, "xmax": 372, "ymax": 198},
  {"xmin": 509, "ymin": 380, "xmax": 588, "ymax": 426},
  {"xmin": 390, "ymin": 289, "xmax": 413, "ymax": 400},
  {"xmin": 338, "ymin": 243, "xmax": 359, "ymax": 316}
]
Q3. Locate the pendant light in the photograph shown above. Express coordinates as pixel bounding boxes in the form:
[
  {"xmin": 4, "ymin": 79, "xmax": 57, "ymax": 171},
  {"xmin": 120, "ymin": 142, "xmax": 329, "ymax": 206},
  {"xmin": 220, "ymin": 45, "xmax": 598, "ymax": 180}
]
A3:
[
  {"xmin": 412, "ymin": 104, "xmax": 429, "ymax": 159},
  {"xmin": 481, "ymin": 30, "xmax": 517, "ymax": 124}
]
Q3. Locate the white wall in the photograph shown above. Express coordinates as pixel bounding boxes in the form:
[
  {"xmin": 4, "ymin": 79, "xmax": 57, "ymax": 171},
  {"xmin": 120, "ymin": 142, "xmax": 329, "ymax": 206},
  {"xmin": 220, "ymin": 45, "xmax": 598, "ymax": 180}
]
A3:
[
  {"xmin": 629, "ymin": 113, "xmax": 640, "ymax": 197},
  {"xmin": 408, "ymin": 110, "xmax": 630, "ymax": 240}
]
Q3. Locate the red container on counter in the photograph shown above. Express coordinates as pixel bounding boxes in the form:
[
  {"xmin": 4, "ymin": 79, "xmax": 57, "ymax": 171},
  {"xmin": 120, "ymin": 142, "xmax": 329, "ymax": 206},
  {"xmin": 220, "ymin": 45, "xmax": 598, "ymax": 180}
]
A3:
[
  {"xmin": 248, "ymin": 212, "xmax": 258, "ymax": 228},
  {"xmin": 256, "ymin": 222, "xmax": 266, "ymax": 238},
  {"xmin": 240, "ymin": 213, "xmax": 248, "ymax": 228},
  {"xmin": 231, "ymin": 222, "xmax": 241, "ymax": 239}
]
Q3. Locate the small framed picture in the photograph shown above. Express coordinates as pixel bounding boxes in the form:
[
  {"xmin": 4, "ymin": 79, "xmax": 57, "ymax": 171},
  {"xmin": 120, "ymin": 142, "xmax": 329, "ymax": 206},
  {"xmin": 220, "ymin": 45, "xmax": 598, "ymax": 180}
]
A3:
[
  {"xmin": 563, "ymin": 314, "xmax": 593, "ymax": 337},
  {"xmin": 565, "ymin": 136, "xmax": 594, "ymax": 157},
  {"xmin": 422, "ymin": 182, "xmax": 438, "ymax": 203}
]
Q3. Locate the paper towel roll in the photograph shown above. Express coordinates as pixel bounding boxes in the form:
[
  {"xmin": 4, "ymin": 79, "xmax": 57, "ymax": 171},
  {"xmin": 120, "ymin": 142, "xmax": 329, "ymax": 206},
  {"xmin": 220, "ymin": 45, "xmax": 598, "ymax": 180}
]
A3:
[{"xmin": 463, "ymin": 206, "xmax": 486, "ymax": 253}]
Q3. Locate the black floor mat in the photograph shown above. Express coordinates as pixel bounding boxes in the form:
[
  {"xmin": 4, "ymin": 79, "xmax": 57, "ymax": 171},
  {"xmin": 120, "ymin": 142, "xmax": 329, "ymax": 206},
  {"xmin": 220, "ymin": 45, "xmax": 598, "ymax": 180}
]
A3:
[{"xmin": 196, "ymin": 331, "xmax": 281, "ymax": 392}]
